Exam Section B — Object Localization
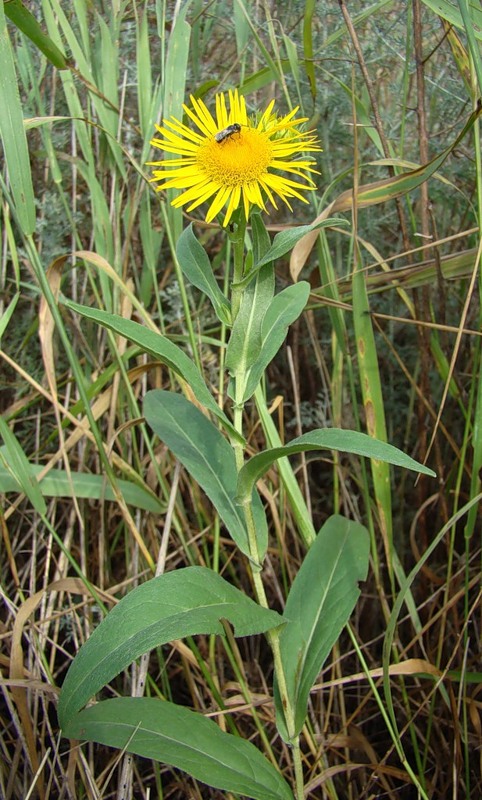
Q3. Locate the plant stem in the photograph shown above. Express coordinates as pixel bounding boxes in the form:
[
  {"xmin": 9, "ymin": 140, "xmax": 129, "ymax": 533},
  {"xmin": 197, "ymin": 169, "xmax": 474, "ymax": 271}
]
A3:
[
  {"xmin": 230, "ymin": 213, "xmax": 247, "ymax": 321},
  {"xmin": 228, "ymin": 215, "xmax": 303, "ymax": 799},
  {"xmin": 291, "ymin": 740, "xmax": 305, "ymax": 800}
]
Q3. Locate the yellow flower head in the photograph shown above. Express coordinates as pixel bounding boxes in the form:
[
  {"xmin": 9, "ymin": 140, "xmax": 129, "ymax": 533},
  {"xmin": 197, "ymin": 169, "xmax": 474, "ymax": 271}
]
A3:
[{"xmin": 149, "ymin": 89, "xmax": 321, "ymax": 227}]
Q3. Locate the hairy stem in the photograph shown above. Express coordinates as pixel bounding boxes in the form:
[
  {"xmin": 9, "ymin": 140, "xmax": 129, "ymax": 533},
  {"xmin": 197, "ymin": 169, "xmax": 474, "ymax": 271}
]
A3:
[{"xmin": 227, "ymin": 215, "xmax": 303, "ymax": 798}]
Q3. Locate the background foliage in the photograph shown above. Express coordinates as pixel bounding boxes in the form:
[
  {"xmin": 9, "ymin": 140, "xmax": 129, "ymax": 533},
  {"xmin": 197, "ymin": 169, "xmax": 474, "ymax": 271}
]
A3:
[{"xmin": 1, "ymin": 1, "xmax": 481, "ymax": 798}]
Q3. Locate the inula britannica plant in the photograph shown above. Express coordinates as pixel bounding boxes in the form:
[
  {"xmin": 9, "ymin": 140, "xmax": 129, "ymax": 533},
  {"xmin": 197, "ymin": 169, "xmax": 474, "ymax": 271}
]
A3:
[{"xmin": 58, "ymin": 89, "xmax": 435, "ymax": 800}]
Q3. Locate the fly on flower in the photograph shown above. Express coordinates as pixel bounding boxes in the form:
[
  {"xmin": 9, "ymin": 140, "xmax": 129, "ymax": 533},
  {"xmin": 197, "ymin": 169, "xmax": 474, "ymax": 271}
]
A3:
[
  {"xmin": 214, "ymin": 123, "xmax": 242, "ymax": 143},
  {"xmin": 148, "ymin": 89, "xmax": 321, "ymax": 227}
]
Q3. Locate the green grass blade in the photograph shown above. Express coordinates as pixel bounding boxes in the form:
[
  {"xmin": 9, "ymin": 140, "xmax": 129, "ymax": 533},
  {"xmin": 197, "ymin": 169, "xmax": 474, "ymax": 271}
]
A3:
[
  {"xmin": 4, "ymin": 0, "xmax": 67, "ymax": 68},
  {"xmin": 0, "ymin": 291, "xmax": 20, "ymax": 341},
  {"xmin": 302, "ymin": 0, "xmax": 316, "ymax": 100},
  {"xmin": 352, "ymin": 248, "xmax": 393, "ymax": 569},
  {"xmin": 456, "ymin": 0, "xmax": 482, "ymax": 95},
  {"xmin": 161, "ymin": 2, "xmax": 191, "ymax": 240},
  {"xmin": 136, "ymin": 2, "xmax": 153, "ymax": 138},
  {"xmin": 254, "ymin": 387, "xmax": 316, "ymax": 546},
  {"xmin": 0, "ymin": 420, "xmax": 47, "ymax": 514},
  {"xmin": 0, "ymin": 459, "xmax": 163, "ymax": 513},
  {"xmin": 422, "ymin": 0, "xmax": 482, "ymax": 40},
  {"xmin": 0, "ymin": 3, "xmax": 35, "ymax": 235}
]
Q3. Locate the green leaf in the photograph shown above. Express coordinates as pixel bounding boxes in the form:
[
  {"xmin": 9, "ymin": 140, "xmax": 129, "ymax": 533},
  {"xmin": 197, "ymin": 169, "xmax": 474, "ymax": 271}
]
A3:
[
  {"xmin": 254, "ymin": 219, "xmax": 345, "ymax": 271},
  {"xmin": 63, "ymin": 697, "xmax": 293, "ymax": 800},
  {"xmin": 65, "ymin": 300, "xmax": 241, "ymax": 443},
  {"xmin": 144, "ymin": 391, "xmax": 268, "ymax": 560},
  {"xmin": 0, "ymin": 419, "xmax": 47, "ymax": 514},
  {"xmin": 225, "ymin": 262, "xmax": 275, "ymax": 375},
  {"xmin": 176, "ymin": 223, "xmax": 232, "ymax": 325},
  {"xmin": 0, "ymin": 456, "xmax": 163, "ymax": 514},
  {"xmin": 0, "ymin": 2, "xmax": 36, "ymax": 235},
  {"xmin": 239, "ymin": 62, "xmax": 292, "ymax": 96},
  {"xmin": 243, "ymin": 282, "xmax": 310, "ymax": 401},
  {"xmin": 237, "ymin": 428, "xmax": 436, "ymax": 504},
  {"xmin": 283, "ymin": 33, "xmax": 301, "ymax": 96},
  {"xmin": 58, "ymin": 566, "xmax": 283, "ymax": 726},
  {"xmin": 274, "ymin": 516, "xmax": 370, "ymax": 740},
  {"xmin": 233, "ymin": 219, "xmax": 345, "ymax": 292},
  {"xmin": 0, "ymin": 291, "xmax": 20, "ymax": 341},
  {"xmin": 250, "ymin": 209, "xmax": 272, "ymax": 263}
]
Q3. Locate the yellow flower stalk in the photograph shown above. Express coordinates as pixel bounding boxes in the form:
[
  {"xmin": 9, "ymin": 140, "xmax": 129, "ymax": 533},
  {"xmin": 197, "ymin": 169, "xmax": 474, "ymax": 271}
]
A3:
[{"xmin": 149, "ymin": 89, "xmax": 321, "ymax": 226}]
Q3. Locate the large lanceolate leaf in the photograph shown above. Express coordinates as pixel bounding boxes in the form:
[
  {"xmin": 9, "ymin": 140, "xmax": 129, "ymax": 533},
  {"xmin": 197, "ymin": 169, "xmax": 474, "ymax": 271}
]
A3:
[
  {"xmin": 225, "ymin": 262, "xmax": 274, "ymax": 375},
  {"xmin": 66, "ymin": 300, "xmax": 240, "ymax": 441},
  {"xmin": 144, "ymin": 390, "xmax": 268, "ymax": 560},
  {"xmin": 58, "ymin": 566, "xmax": 283, "ymax": 726},
  {"xmin": 176, "ymin": 224, "xmax": 232, "ymax": 325},
  {"xmin": 236, "ymin": 428, "xmax": 436, "ymax": 503},
  {"xmin": 274, "ymin": 516, "xmax": 370, "ymax": 741},
  {"xmin": 253, "ymin": 219, "xmax": 345, "ymax": 270},
  {"xmin": 63, "ymin": 697, "xmax": 293, "ymax": 800},
  {"xmin": 243, "ymin": 281, "xmax": 310, "ymax": 401},
  {"xmin": 235, "ymin": 219, "xmax": 345, "ymax": 291}
]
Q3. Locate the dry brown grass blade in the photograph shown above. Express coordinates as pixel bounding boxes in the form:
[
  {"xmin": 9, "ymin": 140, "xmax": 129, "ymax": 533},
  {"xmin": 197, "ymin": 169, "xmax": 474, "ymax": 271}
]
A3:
[
  {"xmin": 38, "ymin": 257, "xmax": 65, "ymax": 402},
  {"xmin": 71, "ymin": 250, "xmax": 161, "ymax": 332},
  {"xmin": 1, "ymin": 347, "xmax": 162, "ymax": 546},
  {"xmin": 8, "ymin": 257, "xmax": 64, "ymax": 800},
  {"xmin": 290, "ymin": 104, "xmax": 482, "ymax": 281},
  {"xmin": 0, "ymin": 507, "xmax": 19, "ymax": 587},
  {"xmin": 106, "ymin": 280, "xmax": 134, "ymax": 446},
  {"xmin": 289, "ymin": 172, "xmax": 435, "ymax": 283},
  {"xmin": 313, "ymin": 657, "xmax": 443, "ymax": 693},
  {"xmin": 289, "ymin": 172, "xmax": 416, "ymax": 282},
  {"xmin": 423, "ymin": 237, "xmax": 482, "ymax": 466},
  {"xmin": 290, "ymin": 199, "xmax": 337, "ymax": 282},
  {"xmin": 304, "ymin": 758, "xmax": 413, "ymax": 796},
  {"xmin": 39, "ymin": 257, "xmax": 86, "ymax": 533},
  {"xmin": 9, "ymin": 579, "xmax": 115, "ymax": 800},
  {"xmin": 442, "ymin": 19, "xmax": 472, "ymax": 93}
]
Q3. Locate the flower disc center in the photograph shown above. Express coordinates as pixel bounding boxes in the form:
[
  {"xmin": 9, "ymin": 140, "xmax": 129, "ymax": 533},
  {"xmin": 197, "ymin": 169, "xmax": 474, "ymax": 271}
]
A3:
[{"xmin": 197, "ymin": 129, "xmax": 273, "ymax": 186}]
